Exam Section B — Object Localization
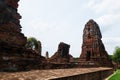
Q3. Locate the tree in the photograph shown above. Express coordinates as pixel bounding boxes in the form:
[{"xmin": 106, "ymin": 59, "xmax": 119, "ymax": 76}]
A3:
[
  {"xmin": 36, "ymin": 41, "xmax": 42, "ymax": 55},
  {"xmin": 25, "ymin": 37, "xmax": 42, "ymax": 55},
  {"xmin": 109, "ymin": 55, "xmax": 113, "ymax": 61},
  {"xmin": 26, "ymin": 37, "xmax": 39, "ymax": 50},
  {"xmin": 113, "ymin": 46, "xmax": 120, "ymax": 63}
]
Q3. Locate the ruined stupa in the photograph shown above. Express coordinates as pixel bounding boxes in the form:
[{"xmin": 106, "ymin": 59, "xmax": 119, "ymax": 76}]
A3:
[
  {"xmin": 79, "ymin": 19, "xmax": 113, "ymax": 67},
  {"xmin": 0, "ymin": 0, "xmax": 27, "ymax": 49},
  {"xmin": 0, "ymin": 0, "xmax": 46, "ymax": 71},
  {"xmin": 49, "ymin": 42, "xmax": 72, "ymax": 63}
]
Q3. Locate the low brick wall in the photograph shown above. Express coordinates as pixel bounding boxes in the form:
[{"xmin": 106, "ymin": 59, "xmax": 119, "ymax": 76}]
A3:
[
  {"xmin": 0, "ymin": 67, "xmax": 113, "ymax": 80},
  {"xmin": 51, "ymin": 68, "xmax": 113, "ymax": 80}
]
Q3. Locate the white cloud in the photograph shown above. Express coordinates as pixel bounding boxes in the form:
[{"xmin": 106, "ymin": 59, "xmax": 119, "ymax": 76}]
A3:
[
  {"xmin": 103, "ymin": 37, "xmax": 120, "ymax": 44},
  {"xmin": 102, "ymin": 37, "xmax": 120, "ymax": 54},
  {"xmin": 88, "ymin": 0, "xmax": 120, "ymax": 13},
  {"xmin": 87, "ymin": 0, "xmax": 120, "ymax": 37},
  {"xmin": 96, "ymin": 14, "xmax": 120, "ymax": 27}
]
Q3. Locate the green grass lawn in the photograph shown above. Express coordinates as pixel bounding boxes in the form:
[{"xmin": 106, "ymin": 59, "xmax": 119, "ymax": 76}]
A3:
[{"xmin": 109, "ymin": 69, "xmax": 120, "ymax": 80}]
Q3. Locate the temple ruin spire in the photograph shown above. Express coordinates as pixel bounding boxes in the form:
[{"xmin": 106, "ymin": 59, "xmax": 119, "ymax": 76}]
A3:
[{"xmin": 79, "ymin": 19, "xmax": 113, "ymax": 67}]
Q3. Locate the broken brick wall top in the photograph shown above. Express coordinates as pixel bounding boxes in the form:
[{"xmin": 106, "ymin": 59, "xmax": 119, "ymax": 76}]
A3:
[
  {"xmin": 57, "ymin": 42, "xmax": 70, "ymax": 57},
  {"xmin": 49, "ymin": 42, "xmax": 71, "ymax": 63}
]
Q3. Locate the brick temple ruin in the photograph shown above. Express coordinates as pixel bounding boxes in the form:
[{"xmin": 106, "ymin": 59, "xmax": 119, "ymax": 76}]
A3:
[
  {"xmin": 79, "ymin": 19, "xmax": 113, "ymax": 67},
  {"xmin": 0, "ymin": 0, "xmax": 26, "ymax": 48},
  {"xmin": 0, "ymin": 0, "xmax": 46, "ymax": 71},
  {"xmin": 49, "ymin": 42, "xmax": 73, "ymax": 63},
  {"xmin": 0, "ymin": 0, "xmax": 113, "ymax": 71}
]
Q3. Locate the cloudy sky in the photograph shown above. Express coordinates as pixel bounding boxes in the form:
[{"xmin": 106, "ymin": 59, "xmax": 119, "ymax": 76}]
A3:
[{"xmin": 18, "ymin": 0, "xmax": 120, "ymax": 57}]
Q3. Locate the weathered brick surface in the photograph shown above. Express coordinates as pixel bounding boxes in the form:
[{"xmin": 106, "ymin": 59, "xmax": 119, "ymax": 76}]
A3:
[
  {"xmin": 79, "ymin": 19, "xmax": 113, "ymax": 67},
  {"xmin": 0, "ymin": 0, "xmax": 46, "ymax": 71},
  {"xmin": 0, "ymin": 67, "xmax": 113, "ymax": 80},
  {"xmin": 0, "ymin": 0, "xmax": 27, "ymax": 48},
  {"xmin": 49, "ymin": 42, "xmax": 72, "ymax": 63},
  {"xmin": 52, "ymin": 69, "xmax": 113, "ymax": 80}
]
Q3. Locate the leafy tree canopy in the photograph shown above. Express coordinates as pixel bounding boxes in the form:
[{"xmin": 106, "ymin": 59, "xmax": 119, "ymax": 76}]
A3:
[
  {"xmin": 109, "ymin": 55, "xmax": 113, "ymax": 61},
  {"xmin": 113, "ymin": 46, "xmax": 120, "ymax": 63},
  {"xmin": 26, "ymin": 37, "xmax": 39, "ymax": 50}
]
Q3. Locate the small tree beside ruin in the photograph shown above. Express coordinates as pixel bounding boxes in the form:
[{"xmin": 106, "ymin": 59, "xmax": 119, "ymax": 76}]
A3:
[
  {"xmin": 26, "ymin": 37, "xmax": 42, "ymax": 55},
  {"xmin": 113, "ymin": 46, "xmax": 120, "ymax": 64}
]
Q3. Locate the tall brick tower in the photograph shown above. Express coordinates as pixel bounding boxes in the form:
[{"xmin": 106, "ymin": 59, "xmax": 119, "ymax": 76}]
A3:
[
  {"xmin": 0, "ymin": 0, "xmax": 27, "ymax": 49},
  {"xmin": 79, "ymin": 19, "xmax": 113, "ymax": 67},
  {"xmin": 0, "ymin": 0, "xmax": 46, "ymax": 71}
]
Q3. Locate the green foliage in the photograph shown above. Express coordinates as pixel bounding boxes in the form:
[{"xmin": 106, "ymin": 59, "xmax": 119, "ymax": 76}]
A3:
[
  {"xmin": 109, "ymin": 55, "xmax": 113, "ymax": 61},
  {"xmin": 73, "ymin": 57, "xmax": 79, "ymax": 62},
  {"xmin": 112, "ymin": 46, "xmax": 120, "ymax": 63},
  {"xmin": 109, "ymin": 69, "xmax": 120, "ymax": 80},
  {"xmin": 26, "ymin": 37, "xmax": 39, "ymax": 50}
]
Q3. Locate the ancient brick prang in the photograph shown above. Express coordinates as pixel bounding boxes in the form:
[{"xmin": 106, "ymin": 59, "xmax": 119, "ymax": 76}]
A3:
[
  {"xmin": 49, "ymin": 42, "xmax": 72, "ymax": 63},
  {"xmin": 0, "ymin": 0, "xmax": 26, "ymax": 48},
  {"xmin": 0, "ymin": 0, "xmax": 46, "ymax": 71},
  {"xmin": 79, "ymin": 19, "xmax": 113, "ymax": 67}
]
